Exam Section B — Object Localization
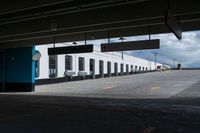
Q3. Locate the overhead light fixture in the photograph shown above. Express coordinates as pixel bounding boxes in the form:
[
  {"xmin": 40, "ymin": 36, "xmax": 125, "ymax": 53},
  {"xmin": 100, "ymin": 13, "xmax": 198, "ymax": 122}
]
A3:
[
  {"xmin": 119, "ymin": 37, "xmax": 126, "ymax": 41},
  {"xmin": 73, "ymin": 41, "xmax": 78, "ymax": 45}
]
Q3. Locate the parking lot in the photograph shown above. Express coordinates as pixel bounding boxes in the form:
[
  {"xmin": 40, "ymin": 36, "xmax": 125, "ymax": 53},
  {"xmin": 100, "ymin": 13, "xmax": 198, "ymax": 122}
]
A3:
[
  {"xmin": 0, "ymin": 70, "xmax": 200, "ymax": 133},
  {"xmin": 35, "ymin": 70, "xmax": 200, "ymax": 99}
]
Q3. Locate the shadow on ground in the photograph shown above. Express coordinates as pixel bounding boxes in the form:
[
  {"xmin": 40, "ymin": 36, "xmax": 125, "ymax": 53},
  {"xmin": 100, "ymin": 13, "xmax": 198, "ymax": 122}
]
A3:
[
  {"xmin": 174, "ymin": 80, "xmax": 200, "ymax": 98},
  {"xmin": 0, "ymin": 94, "xmax": 199, "ymax": 133}
]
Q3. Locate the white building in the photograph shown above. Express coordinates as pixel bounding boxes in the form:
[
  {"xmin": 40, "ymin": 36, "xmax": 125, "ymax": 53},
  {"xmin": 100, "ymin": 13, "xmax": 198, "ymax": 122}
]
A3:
[{"xmin": 35, "ymin": 44, "xmax": 166, "ymax": 80}]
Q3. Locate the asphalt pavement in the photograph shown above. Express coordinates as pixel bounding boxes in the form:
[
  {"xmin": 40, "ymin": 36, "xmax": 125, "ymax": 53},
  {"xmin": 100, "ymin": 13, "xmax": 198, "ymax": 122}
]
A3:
[
  {"xmin": 35, "ymin": 70, "xmax": 200, "ymax": 99},
  {"xmin": 0, "ymin": 70, "xmax": 200, "ymax": 133}
]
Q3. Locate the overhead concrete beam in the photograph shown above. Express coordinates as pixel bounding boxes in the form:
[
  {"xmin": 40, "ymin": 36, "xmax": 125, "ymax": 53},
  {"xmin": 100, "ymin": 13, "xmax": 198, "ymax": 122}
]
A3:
[
  {"xmin": 0, "ymin": 0, "xmax": 200, "ymax": 48},
  {"xmin": 0, "ymin": 0, "xmax": 73, "ymax": 15},
  {"xmin": 1, "ymin": 20, "xmax": 200, "ymax": 49},
  {"xmin": 0, "ymin": 1, "xmax": 166, "ymax": 36}
]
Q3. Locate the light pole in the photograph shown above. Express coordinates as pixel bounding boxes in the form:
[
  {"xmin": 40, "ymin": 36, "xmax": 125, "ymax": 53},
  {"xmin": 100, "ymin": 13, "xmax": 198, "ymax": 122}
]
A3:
[
  {"xmin": 119, "ymin": 37, "xmax": 126, "ymax": 60},
  {"xmin": 153, "ymin": 52, "xmax": 158, "ymax": 70},
  {"xmin": 172, "ymin": 59, "xmax": 176, "ymax": 69}
]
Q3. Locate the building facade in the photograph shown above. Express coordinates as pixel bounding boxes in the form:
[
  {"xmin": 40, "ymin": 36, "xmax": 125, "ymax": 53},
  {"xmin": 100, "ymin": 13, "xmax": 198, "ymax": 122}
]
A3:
[{"xmin": 35, "ymin": 44, "xmax": 166, "ymax": 80}]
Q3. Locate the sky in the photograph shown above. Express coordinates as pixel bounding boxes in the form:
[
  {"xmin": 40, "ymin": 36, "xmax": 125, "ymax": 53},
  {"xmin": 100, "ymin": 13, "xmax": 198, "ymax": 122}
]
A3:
[{"xmin": 83, "ymin": 30, "xmax": 200, "ymax": 68}]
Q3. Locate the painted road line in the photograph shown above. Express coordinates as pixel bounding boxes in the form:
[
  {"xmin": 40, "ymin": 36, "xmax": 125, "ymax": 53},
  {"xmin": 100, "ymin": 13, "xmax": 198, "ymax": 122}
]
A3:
[
  {"xmin": 151, "ymin": 86, "xmax": 160, "ymax": 91},
  {"xmin": 102, "ymin": 86, "xmax": 116, "ymax": 90}
]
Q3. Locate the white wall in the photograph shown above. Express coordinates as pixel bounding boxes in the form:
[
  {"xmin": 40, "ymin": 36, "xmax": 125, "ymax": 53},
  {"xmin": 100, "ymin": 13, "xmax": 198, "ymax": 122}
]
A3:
[{"xmin": 36, "ymin": 44, "xmax": 166, "ymax": 79}]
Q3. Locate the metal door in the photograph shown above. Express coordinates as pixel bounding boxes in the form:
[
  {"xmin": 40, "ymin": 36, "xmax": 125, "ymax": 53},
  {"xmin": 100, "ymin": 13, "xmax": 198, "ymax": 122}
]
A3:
[
  {"xmin": 99, "ymin": 60, "xmax": 104, "ymax": 78},
  {"xmin": 107, "ymin": 62, "xmax": 111, "ymax": 77},
  {"xmin": 90, "ymin": 59, "xmax": 95, "ymax": 79},
  {"xmin": 114, "ymin": 63, "xmax": 118, "ymax": 76}
]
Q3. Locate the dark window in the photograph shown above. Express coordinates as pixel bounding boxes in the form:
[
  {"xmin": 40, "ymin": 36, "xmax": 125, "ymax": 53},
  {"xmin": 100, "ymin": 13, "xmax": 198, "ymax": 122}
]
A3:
[
  {"xmin": 49, "ymin": 55, "xmax": 57, "ymax": 77},
  {"xmin": 126, "ymin": 64, "xmax": 129, "ymax": 73},
  {"xmin": 121, "ymin": 64, "xmax": 124, "ymax": 74},
  {"xmin": 65, "ymin": 55, "xmax": 73, "ymax": 70},
  {"xmin": 90, "ymin": 59, "xmax": 95, "ymax": 71},
  {"xmin": 114, "ymin": 63, "xmax": 118, "ymax": 75},
  {"xmin": 99, "ymin": 60, "xmax": 104, "ymax": 77},
  {"xmin": 107, "ymin": 61, "xmax": 111, "ymax": 76},
  {"xmin": 79, "ymin": 57, "xmax": 85, "ymax": 71},
  {"xmin": 131, "ymin": 65, "xmax": 133, "ymax": 70},
  {"xmin": 90, "ymin": 59, "xmax": 95, "ymax": 75}
]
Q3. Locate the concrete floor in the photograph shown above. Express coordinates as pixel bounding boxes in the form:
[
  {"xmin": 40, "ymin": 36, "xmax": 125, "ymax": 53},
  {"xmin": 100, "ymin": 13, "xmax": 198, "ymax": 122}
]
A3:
[
  {"xmin": 0, "ymin": 70, "xmax": 200, "ymax": 133},
  {"xmin": 35, "ymin": 70, "xmax": 200, "ymax": 99}
]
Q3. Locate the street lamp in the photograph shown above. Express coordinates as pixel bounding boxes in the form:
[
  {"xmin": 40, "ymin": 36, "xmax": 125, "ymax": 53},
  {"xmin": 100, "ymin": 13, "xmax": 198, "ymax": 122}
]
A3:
[
  {"xmin": 172, "ymin": 58, "xmax": 176, "ymax": 69},
  {"xmin": 73, "ymin": 41, "xmax": 78, "ymax": 45},
  {"xmin": 153, "ymin": 52, "xmax": 158, "ymax": 70},
  {"xmin": 119, "ymin": 37, "xmax": 126, "ymax": 59}
]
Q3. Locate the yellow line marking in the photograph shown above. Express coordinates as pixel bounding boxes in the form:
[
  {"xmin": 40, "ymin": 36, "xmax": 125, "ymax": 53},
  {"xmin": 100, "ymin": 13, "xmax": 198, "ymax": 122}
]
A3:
[
  {"xmin": 151, "ymin": 86, "xmax": 160, "ymax": 91},
  {"xmin": 102, "ymin": 86, "xmax": 115, "ymax": 90},
  {"xmin": 141, "ymin": 127, "xmax": 156, "ymax": 133}
]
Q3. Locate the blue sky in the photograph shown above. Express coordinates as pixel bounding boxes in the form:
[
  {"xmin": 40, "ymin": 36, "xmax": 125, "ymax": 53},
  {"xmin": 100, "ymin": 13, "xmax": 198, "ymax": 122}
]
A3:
[
  {"xmin": 126, "ymin": 31, "xmax": 200, "ymax": 68},
  {"xmin": 82, "ymin": 31, "xmax": 200, "ymax": 68}
]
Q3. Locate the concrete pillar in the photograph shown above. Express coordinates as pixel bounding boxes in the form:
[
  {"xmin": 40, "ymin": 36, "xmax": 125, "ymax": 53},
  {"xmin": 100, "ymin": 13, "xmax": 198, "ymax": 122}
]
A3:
[
  {"xmin": 0, "ymin": 46, "xmax": 35, "ymax": 92},
  {"xmin": 0, "ymin": 51, "xmax": 5, "ymax": 91}
]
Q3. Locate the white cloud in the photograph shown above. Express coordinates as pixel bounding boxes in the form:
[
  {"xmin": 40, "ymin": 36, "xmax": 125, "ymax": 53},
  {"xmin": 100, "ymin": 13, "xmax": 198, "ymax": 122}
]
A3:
[
  {"xmin": 76, "ymin": 31, "xmax": 200, "ymax": 68},
  {"xmin": 128, "ymin": 31, "xmax": 200, "ymax": 68}
]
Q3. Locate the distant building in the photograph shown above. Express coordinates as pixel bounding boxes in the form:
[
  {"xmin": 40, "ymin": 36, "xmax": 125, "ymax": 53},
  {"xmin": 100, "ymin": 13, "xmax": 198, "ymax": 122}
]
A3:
[{"xmin": 35, "ymin": 44, "xmax": 167, "ymax": 80}]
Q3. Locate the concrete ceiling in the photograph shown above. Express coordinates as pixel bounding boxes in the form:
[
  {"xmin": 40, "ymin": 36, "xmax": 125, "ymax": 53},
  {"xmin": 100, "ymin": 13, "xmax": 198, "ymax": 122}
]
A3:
[{"xmin": 0, "ymin": 0, "xmax": 200, "ymax": 48}]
